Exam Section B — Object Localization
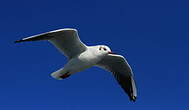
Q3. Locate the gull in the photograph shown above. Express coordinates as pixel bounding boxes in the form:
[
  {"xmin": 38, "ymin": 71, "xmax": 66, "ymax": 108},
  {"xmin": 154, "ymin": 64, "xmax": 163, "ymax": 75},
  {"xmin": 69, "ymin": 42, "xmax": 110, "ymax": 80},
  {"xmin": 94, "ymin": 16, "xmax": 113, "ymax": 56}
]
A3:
[{"xmin": 15, "ymin": 28, "xmax": 137, "ymax": 102}]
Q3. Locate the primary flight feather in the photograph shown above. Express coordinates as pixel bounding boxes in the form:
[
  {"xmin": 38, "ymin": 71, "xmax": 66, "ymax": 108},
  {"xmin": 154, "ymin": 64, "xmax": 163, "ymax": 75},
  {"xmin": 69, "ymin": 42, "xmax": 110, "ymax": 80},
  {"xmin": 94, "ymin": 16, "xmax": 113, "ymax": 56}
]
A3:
[{"xmin": 15, "ymin": 28, "xmax": 137, "ymax": 102}]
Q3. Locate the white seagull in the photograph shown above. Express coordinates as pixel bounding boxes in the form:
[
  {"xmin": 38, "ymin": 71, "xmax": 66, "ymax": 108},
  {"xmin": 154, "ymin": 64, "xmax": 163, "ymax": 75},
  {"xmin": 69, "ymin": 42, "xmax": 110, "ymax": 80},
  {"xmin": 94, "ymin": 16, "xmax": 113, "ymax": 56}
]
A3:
[{"xmin": 15, "ymin": 28, "xmax": 137, "ymax": 102}]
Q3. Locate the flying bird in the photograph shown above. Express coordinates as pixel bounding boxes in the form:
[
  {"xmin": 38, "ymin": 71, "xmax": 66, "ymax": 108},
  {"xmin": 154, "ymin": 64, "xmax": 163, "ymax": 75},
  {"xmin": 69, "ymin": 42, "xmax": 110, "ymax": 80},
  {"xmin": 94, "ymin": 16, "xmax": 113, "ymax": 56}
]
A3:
[{"xmin": 15, "ymin": 28, "xmax": 137, "ymax": 102}]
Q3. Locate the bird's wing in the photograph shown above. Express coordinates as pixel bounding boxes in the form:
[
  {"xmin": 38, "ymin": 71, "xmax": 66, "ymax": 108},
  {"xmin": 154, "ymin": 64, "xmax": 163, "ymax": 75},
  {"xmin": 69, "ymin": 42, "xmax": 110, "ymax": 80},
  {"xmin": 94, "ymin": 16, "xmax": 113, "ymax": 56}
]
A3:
[
  {"xmin": 15, "ymin": 28, "xmax": 87, "ymax": 59},
  {"xmin": 96, "ymin": 54, "xmax": 137, "ymax": 102}
]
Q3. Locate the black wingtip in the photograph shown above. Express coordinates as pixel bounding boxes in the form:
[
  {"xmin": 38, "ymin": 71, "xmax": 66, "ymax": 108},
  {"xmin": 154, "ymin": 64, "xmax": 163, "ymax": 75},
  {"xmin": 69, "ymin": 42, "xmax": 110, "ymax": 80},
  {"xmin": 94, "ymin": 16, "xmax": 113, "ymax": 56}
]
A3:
[
  {"xmin": 130, "ymin": 96, "xmax": 137, "ymax": 102},
  {"xmin": 14, "ymin": 39, "xmax": 23, "ymax": 43}
]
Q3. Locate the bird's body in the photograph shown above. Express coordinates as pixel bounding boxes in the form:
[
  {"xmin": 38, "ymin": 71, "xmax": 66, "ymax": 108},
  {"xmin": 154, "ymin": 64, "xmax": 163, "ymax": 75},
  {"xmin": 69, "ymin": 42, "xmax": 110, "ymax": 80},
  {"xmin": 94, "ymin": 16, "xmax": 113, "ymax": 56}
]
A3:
[
  {"xmin": 15, "ymin": 28, "xmax": 137, "ymax": 102},
  {"xmin": 51, "ymin": 46, "xmax": 104, "ymax": 79}
]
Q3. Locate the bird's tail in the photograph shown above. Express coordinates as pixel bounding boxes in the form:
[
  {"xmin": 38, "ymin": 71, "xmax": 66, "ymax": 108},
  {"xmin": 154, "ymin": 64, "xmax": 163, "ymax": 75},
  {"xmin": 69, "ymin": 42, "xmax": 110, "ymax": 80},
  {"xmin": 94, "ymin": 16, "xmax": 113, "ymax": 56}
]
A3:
[{"xmin": 50, "ymin": 68, "xmax": 71, "ymax": 80}]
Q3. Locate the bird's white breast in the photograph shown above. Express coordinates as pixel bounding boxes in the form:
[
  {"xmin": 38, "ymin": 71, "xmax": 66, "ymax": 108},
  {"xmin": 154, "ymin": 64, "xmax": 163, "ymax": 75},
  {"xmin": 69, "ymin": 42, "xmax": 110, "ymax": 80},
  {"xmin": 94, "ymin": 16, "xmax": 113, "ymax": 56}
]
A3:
[{"xmin": 63, "ymin": 48, "xmax": 101, "ymax": 74}]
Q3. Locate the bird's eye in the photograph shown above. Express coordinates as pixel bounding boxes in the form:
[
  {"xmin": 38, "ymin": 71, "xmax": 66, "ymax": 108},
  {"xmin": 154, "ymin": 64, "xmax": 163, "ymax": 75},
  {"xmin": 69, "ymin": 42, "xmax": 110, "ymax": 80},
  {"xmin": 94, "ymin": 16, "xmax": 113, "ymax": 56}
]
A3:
[
  {"xmin": 103, "ymin": 48, "xmax": 107, "ymax": 51},
  {"xmin": 99, "ymin": 47, "xmax": 102, "ymax": 50}
]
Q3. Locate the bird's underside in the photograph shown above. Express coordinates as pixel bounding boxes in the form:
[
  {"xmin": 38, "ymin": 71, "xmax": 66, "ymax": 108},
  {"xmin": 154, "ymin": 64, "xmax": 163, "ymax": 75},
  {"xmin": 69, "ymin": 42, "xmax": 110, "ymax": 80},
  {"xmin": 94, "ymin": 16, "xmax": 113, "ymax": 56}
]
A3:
[{"xmin": 15, "ymin": 28, "xmax": 137, "ymax": 102}]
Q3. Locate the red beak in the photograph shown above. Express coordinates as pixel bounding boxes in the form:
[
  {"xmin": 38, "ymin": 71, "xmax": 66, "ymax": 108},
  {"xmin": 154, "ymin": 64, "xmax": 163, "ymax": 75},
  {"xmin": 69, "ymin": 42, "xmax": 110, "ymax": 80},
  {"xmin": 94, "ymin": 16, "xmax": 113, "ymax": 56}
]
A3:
[{"xmin": 108, "ymin": 51, "xmax": 117, "ymax": 54}]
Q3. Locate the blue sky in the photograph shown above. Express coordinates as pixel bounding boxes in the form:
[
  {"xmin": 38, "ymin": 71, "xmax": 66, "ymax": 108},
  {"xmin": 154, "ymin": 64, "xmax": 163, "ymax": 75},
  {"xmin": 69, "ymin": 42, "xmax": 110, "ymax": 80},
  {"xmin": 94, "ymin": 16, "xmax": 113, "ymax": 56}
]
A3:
[{"xmin": 0, "ymin": 0, "xmax": 189, "ymax": 110}]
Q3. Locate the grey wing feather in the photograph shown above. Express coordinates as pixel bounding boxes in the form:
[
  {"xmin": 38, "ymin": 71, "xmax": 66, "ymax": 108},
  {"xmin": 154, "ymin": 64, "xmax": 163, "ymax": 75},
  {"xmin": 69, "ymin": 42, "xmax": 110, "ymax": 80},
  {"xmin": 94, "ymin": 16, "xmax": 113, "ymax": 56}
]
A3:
[
  {"xmin": 97, "ymin": 54, "xmax": 137, "ymax": 102},
  {"xmin": 15, "ymin": 28, "xmax": 87, "ymax": 59}
]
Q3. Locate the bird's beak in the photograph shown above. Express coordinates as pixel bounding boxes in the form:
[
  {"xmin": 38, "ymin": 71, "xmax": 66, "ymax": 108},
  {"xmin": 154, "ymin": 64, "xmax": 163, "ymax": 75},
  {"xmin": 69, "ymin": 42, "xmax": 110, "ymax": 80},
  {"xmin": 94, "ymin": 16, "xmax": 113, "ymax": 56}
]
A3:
[{"xmin": 108, "ymin": 51, "xmax": 117, "ymax": 54}]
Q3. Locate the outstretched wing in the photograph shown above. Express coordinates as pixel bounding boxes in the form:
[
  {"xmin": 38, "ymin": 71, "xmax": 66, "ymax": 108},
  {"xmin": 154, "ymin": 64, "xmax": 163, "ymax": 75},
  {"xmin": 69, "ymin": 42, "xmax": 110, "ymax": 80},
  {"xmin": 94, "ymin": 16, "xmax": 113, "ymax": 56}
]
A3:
[
  {"xmin": 15, "ymin": 28, "xmax": 87, "ymax": 59},
  {"xmin": 97, "ymin": 54, "xmax": 137, "ymax": 102}
]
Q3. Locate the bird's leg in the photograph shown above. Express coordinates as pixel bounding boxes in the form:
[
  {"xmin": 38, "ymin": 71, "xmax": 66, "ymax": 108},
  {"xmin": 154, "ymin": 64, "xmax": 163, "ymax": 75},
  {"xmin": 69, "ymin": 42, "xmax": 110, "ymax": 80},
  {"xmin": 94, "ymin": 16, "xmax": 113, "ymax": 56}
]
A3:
[{"xmin": 59, "ymin": 72, "xmax": 71, "ymax": 79}]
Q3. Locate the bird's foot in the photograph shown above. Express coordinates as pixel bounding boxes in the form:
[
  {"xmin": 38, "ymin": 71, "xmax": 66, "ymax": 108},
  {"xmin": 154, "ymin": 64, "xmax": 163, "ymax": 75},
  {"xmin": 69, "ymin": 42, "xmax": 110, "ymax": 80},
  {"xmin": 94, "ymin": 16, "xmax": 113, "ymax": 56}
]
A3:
[{"xmin": 59, "ymin": 72, "xmax": 71, "ymax": 79}]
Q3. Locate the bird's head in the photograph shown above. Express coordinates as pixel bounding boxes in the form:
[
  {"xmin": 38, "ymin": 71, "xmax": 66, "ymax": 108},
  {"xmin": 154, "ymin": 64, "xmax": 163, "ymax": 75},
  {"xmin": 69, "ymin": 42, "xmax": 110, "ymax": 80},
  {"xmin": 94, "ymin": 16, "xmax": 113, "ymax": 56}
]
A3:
[{"xmin": 97, "ymin": 45, "xmax": 116, "ymax": 56}]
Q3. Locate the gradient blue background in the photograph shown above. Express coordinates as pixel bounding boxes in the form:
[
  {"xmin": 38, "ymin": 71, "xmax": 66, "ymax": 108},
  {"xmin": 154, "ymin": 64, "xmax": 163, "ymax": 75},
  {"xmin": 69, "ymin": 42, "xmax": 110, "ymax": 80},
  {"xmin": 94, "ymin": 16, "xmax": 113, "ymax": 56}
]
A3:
[{"xmin": 0, "ymin": 0, "xmax": 189, "ymax": 110}]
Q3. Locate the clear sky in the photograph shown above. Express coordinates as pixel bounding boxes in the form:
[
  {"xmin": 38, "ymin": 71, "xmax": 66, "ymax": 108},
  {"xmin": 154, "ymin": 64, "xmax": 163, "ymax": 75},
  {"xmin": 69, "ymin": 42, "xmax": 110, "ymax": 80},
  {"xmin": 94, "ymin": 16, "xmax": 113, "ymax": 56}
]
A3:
[{"xmin": 0, "ymin": 0, "xmax": 189, "ymax": 110}]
